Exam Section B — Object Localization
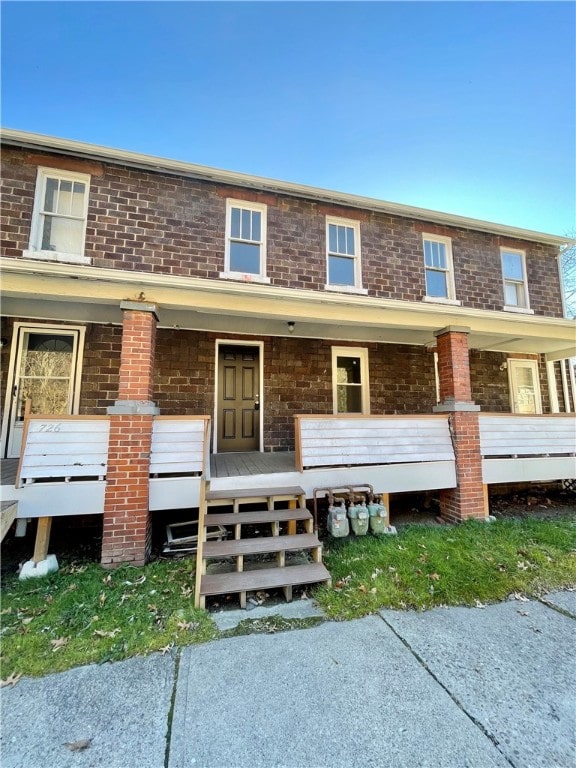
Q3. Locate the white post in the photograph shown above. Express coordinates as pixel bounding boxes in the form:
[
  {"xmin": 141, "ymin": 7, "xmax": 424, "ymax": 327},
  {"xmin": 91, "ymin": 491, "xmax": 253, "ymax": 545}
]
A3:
[
  {"xmin": 546, "ymin": 360, "xmax": 560, "ymax": 413},
  {"xmin": 568, "ymin": 359, "xmax": 576, "ymax": 413},
  {"xmin": 560, "ymin": 360, "xmax": 571, "ymax": 413}
]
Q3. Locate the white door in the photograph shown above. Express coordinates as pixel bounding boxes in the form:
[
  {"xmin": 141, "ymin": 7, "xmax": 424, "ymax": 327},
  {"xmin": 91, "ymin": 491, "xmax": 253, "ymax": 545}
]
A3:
[
  {"xmin": 2, "ymin": 324, "xmax": 85, "ymax": 458},
  {"xmin": 508, "ymin": 359, "xmax": 542, "ymax": 414}
]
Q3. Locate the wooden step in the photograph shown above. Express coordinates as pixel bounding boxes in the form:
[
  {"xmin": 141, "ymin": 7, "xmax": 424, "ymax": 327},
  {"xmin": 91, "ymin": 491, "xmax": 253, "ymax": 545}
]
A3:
[
  {"xmin": 205, "ymin": 485, "xmax": 305, "ymax": 502},
  {"xmin": 204, "ymin": 508, "xmax": 311, "ymax": 527},
  {"xmin": 200, "ymin": 562, "xmax": 331, "ymax": 596},
  {"xmin": 203, "ymin": 533, "xmax": 320, "ymax": 558}
]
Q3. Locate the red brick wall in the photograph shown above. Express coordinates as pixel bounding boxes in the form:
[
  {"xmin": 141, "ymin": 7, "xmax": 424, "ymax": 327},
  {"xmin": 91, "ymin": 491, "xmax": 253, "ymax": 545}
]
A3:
[{"xmin": 1, "ymin": 147, "xmax": 564, "ymax": 317}]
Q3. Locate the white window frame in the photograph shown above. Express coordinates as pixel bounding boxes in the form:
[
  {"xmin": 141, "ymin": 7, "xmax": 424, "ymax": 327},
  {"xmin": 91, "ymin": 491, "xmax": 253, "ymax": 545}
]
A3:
[
  {"xmin": 24, "ymin": 167, "xmax": 91, "ymax": 265},
  {"xmin": 421, "ymin": 234, "xmax": 459, "ymax": 304},
  {"xmin": 221, "ymin": 199, "xmax": 269, "ymax": 284},
  {"xmin": 507, "ymin": 358, "xmax": 542, "ymax": 414},
  {"xmin": 0, "ymin": 322, "xmax": 86, "ymax": 457},
  {"xmin": 501, "ymin": 247, "xmax": 533, "ymax": 313},
  {"xmin": 331, "ymin": 347, "xmax": 370, "ymax": 415},
  {"xmin": 325, "ymin": 217, "xmax": 366, "ymax": 294}
]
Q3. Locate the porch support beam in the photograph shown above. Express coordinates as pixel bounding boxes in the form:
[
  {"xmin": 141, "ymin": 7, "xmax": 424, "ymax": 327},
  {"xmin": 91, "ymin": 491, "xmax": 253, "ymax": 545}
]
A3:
[
  {"xmin": 560, "ymin": 360, "xmax": 571, "ymax": 413},
  {"xmin": 546, "ymin": 361, "xmax": 560, "ymax": 413},
  {"xmin": 569, "ymin": 361, "xmax": 576, "ymax": 413},
  {"xmin": 33, "ymin": 516, "xmax": 52, "ymax": 564},
  {"xmin": 433, "ymin": 326, "xmax": 487, "ymax": 522},
  {"xmin": 101, "ymin": 302, "xmax": 159, "ymax": 567}
]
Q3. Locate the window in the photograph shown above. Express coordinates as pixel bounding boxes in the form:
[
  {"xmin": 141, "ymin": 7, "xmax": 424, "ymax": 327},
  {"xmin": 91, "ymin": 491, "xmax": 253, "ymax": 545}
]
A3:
[
  {"xmin": 331, "ymin": 347, "xmax": 369, "ymax": 414},
  {"xmin": 223, "ymin": 199, "xmax": 268, "ymax": 281},
  {"xmin": 422, "ymin": 234, "xmax": 456, "ymax": 301},
  {"xmin": 26, "ymin": 168, "xmax": 90, "ymax": 264},
  {"xmin": 501, "ymin": 248, "xmax": 530, "ymax": 309},
  {"xmin": 326, "ymin": 217, "xmax": 363, "ymax": 291}
]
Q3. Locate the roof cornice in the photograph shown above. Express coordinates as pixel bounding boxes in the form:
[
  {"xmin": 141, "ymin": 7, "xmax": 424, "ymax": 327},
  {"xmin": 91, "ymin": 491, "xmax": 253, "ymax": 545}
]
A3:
[{"xmin": 1, "ymin": 127, "xmax": 570, "ymax": 247}]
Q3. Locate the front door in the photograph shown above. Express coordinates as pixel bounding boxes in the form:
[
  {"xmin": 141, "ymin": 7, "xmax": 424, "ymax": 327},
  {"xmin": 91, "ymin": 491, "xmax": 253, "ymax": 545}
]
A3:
[
  {"xmin": 508, "ymin": 359, "xmax": 543, "ymax": 414},
  {"xmin": 2, "ymin": 324, "xmax": 85, "ymax": 458},
  {"xmin": 217, "ymin": 345, "xmax": 260, "ymax": 452}
]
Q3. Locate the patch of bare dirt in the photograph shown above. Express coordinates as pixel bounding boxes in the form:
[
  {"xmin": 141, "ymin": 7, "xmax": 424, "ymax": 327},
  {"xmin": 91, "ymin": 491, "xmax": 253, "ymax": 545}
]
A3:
[{"xmin": 489, "ymin": 487, "xmax": 576, "ymax": 521}]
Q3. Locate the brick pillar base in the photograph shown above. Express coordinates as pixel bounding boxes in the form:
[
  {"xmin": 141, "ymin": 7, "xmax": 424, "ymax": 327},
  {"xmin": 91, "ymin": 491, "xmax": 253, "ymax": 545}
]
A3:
[
  {"xmin": 101, "ymin": 414, "xmax": 153, "ymax": 566},
  {"xmin": 434, "ymin": 326, "xmax": 487, "ymax": 523},
  {"xmin": 439, "ymin": 411, "xmax": 486, "ymax": 522},
  {"xmin": 101, "ymin": 302, "xmax": 159, "ymax": 568}
]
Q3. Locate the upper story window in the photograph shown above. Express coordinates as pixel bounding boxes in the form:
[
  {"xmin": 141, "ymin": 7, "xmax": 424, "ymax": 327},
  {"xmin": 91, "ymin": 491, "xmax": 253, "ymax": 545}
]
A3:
[
  {"xmin": 222, "ymin": 199, "xmax": 269, "ymax": 282},
  {"xmin": 501, "ymin": 248, "xmax": 531, "ymax": 311},
  {"xmin": 325, "ymin": 217, "xmax": 364, "ymax": 292},
  {"xmin": 26, "ymin": 167, "xmax": 90, "ymax": 265},
  {"xmin": 422, "ymin": 234, "xmax": 457, "ymax": 303}
]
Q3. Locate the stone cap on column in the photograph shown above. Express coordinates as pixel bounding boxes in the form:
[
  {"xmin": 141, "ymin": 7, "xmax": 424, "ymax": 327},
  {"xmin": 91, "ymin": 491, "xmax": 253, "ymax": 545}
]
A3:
[
  {"xmin": 107, "ymin": 400, "xmax": 160, "ymax": 415},
  {"xmin": 433, "ymin": 325, "xmax": 471, "ymax": 338},
  {"xmin": 433, "ymin": 400, "xmax": 480, "ymax": 413},
  {"xmin": 120, "ymin": 300, "xmax": 159, "ymax": 320}
]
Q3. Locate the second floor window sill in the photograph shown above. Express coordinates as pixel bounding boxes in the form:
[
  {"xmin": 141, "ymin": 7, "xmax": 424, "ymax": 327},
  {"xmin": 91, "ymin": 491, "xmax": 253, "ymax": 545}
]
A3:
[
  {"xmin": 219, "ymin": 271, "xmax": 271, "ymax": 285},
  {"xmin": 324, "ymin": 284, "xmax": 368, "ymax": 296},
  {"xmin": 422, "ymin": 295, "xmax": 461, "ymax": 306},
  {"xmin": 23, "ymin": 249, "xmax": 91, "ymax": 266},
  {"xmin": 503, "ymin": 305, "xmax": 534, "ymax": 315}
]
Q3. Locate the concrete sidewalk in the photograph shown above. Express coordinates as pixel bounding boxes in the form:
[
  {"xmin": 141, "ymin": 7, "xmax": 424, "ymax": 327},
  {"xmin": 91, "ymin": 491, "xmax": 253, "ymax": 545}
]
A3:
[{"xmin": 2, "ymin": 592, "xmax": 575, "ymax": 768}]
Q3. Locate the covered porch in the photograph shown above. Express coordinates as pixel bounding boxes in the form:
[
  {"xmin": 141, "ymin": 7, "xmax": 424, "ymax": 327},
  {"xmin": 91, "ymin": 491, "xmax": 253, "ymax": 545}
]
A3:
[{"xmin": 1, "ymin": 256, "xmax": 575, "ymax": 569}]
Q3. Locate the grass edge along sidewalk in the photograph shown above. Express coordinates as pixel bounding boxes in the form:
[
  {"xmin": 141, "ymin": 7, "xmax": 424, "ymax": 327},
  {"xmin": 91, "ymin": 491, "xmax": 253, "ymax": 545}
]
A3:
[{"xmin": 1, "ymin": 516, "xmax": 575, "ymax": 679}]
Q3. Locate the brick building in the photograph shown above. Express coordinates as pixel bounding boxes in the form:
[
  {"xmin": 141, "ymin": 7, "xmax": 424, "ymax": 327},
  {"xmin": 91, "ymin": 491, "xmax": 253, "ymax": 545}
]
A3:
[{"xmin": 1, "ymin": 129, "xmax": 575, "ymax": 593}]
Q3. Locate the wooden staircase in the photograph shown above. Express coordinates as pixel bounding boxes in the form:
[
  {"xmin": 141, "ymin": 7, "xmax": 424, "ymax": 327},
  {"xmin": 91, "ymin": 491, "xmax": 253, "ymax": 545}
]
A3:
[{"xmin": 194, "ymin": 485, "xmax": 331, "ymax": 609}]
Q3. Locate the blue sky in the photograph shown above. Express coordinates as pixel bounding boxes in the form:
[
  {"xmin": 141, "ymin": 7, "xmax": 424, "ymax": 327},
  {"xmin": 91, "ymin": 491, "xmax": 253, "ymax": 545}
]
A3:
[{"xmin": 2, "ymin": 1, "xmax": 575, "ymax": 236}]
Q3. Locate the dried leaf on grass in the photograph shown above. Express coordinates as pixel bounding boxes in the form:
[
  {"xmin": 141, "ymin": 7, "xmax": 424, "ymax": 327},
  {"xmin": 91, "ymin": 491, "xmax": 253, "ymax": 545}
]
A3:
[
  {"xmin": 93, "ymin": 628, "xmax": 121, "ymax": 639},
  {"xmin": 123, "ymin": 575, "xmax": 146, "ymax": 586},
  {"xmin": 176, "ymin": 621, "xmax": 199, "ymax": 632},
  {"xmin": 51, "ymin": 637, "xmax": 69, "ymax": 652},
  {"xmin": 0, "ymin": 672, "xmax": 22, "ymax": 687}
]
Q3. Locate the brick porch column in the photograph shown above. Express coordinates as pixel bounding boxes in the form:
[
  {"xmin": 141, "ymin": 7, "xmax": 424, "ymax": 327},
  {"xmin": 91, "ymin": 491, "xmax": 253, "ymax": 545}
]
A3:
[
  {"xmin": 433, "ymin": 326, "xmax": 487, "ymax": 522},
  {"xmin": 101, "ymin": 302, "xmax": 159, "ymax": 567}
]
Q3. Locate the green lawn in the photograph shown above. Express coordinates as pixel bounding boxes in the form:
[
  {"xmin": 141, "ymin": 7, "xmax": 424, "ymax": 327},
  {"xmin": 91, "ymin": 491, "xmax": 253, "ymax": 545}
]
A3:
[
  {"xmin": 1, "ymin": 516, "xmax": 575, "ymax": 679},
  {"xmin": 314, "ymin": 517, "xmax": 576, "ymax": 619}
]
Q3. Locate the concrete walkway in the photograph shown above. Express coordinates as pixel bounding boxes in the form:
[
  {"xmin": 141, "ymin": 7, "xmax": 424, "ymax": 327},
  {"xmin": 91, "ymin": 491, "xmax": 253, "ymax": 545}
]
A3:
[{"xmin": 2, "ymin": 592, "xmax": 575, "ymax": 768}]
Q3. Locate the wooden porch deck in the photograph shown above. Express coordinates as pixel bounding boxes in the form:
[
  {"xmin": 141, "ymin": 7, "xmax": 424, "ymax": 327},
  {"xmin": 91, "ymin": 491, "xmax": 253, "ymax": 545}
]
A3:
[
  {"xmin": 210, "ymin": 451, "xmax": 296, "ymax": 477},
  {"xmin": 1, "ymin": 459, "xmax": 19, "ymax": 487},
  {"xmin": 0, "ymin": 453, "xmax": 295, "ymax": 487}
]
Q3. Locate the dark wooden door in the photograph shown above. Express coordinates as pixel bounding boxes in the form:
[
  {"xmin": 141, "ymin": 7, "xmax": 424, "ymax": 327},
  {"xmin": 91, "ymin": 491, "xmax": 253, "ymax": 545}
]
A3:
[{"xmin": 217, "ymin": 346, "xmax": 260, "ymax": 452}]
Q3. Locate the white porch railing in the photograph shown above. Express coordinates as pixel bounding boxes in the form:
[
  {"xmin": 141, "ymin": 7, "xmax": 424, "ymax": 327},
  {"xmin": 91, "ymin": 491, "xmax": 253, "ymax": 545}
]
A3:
[
  {"xmin": 479, "ymin": 413, "xmax": 576, "ymax": 484},
  {"xmin": 293, "ymin": 413, "xmax": 457, "ymax": 496},
  {"xmin": 14, "ymin": 415, "xmax": 212, "ymax": 517},
  {"xmin": 294, "ymin": 414, "xmax": 455, "ymax": 471},
  {"xmin": 16, "ymin": 416, "xmax": 110, "ymax": 487},
  {"xmin": 16, "ymin": 414, "xmax": 211, "ymax": 487}
]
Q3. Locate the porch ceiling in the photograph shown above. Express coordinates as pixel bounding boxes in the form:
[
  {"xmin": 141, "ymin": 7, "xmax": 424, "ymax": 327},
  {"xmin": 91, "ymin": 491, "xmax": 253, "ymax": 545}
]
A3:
[{"xmin": 2, "ymin": 258, "xmax": 575, "ymax": 358}]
